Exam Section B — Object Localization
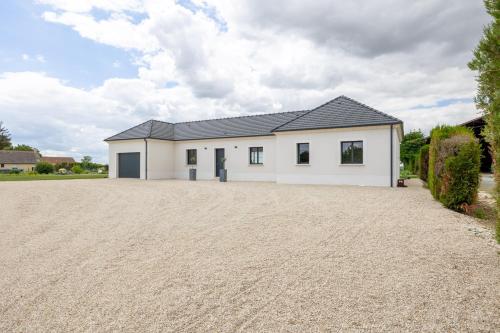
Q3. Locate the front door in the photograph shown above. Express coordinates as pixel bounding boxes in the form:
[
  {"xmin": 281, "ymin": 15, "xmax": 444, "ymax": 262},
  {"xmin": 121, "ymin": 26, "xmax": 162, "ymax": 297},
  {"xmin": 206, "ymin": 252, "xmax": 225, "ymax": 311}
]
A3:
[{"xmin": 215, "ymin": 148, "xmax": 225, "ymax": 177}]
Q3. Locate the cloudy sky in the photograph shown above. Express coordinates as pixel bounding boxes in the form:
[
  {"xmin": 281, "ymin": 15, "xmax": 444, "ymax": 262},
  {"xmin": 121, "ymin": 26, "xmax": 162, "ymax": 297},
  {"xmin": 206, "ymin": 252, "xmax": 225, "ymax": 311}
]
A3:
[{"xmin": 0, "ymin": 0, "xmax": 490, "ymax": 163}]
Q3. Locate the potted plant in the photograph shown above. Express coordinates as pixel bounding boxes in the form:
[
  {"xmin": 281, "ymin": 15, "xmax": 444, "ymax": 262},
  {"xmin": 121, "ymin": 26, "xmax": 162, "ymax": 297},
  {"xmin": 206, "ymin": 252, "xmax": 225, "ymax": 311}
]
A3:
[
  {"xmin": 219, "ymin": 157, "xmax": 227, "ymax": 182},
  {"xmin": 189, "ymin": 165, "xmax": 196, "ymax": 181}
]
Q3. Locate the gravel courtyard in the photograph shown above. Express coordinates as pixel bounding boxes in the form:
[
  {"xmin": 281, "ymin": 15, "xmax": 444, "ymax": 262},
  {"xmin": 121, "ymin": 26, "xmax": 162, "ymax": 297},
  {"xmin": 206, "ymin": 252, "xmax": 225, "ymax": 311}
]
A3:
[{"xmin": 0, "ymin": 179, "xmax": 498, "ymax": 332}]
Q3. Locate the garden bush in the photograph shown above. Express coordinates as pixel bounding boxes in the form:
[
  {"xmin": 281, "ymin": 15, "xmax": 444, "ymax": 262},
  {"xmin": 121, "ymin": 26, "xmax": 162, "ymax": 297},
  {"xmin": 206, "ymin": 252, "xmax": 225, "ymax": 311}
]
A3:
[
  {"xmin": 439, "ymin": 138, "xmax": 481, "ymax": 210},
  {"xmin": 55, "ymin": 162, "xmax": 74, "ymax": 171},
  {"xmin": 427, "ymin": 125, "xmax": 481, "ymax": 211},
  {"xmin": 71, "ymin": 165, "xmax": 83, "ymax": 174},
  {"xmin": 428, "ymin": 125, "xmax": 472, "ymax": 197},
  {"xmin": 35, "ymin": 161, "xmax": 54, "ymax": 174},
  {"xmin": 418, "ymin": 144, "xmax": 429, "ymax": 182},
  {"xmin": 8, "ymin": 168, "xmax": 22, "ymax": 174}
]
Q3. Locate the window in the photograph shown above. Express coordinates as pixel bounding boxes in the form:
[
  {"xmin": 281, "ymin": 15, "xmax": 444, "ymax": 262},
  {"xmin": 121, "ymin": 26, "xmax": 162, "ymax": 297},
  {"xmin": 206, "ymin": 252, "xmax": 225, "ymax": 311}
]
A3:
[
  {"xmin": 0, "ymin": 164, "xmax": 4, "ymax": 168},
  {"xmin": 341, "ymin": 141, "xmax": 363, "ymax": 164},
  {"xmin": 249, "ymin": 147, "xmax": 263, "ymax": 164},
  {"xmin": 186, "ymin": 149, "xmax": 197, "ymax": 165},
  {"xmin": 297, "ymin": 143, "xmax": 309, "ymax": 164}
]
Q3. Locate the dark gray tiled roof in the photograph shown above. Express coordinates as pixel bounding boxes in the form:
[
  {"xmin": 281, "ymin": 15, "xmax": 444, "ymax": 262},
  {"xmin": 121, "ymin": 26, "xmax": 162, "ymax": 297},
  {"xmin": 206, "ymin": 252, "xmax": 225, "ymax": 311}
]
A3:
[
  {"xmin": 273, "ymin": 96, "xmax": 401, "ymax": 132},
  {"xmin": 105, "ymin": 120, "xmax": 175, "ymax": 141},
  {"xmin": 0, "ymin": 150, "xmax": 38, "ymax": 164},
  {"xmin": 104, "ymin": 96, "xmax": 402, "ymax": 141},
  {"xmin": 173, "ymin": 111, "xmax": 307, "ymax": 140}
]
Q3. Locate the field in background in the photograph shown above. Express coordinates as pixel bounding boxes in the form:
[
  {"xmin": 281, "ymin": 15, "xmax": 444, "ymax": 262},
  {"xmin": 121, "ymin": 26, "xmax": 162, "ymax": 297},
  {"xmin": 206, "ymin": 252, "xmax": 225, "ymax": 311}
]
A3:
[{"xmin": 0, "ymin": 173, "xmax": 108, "ymax": 181}]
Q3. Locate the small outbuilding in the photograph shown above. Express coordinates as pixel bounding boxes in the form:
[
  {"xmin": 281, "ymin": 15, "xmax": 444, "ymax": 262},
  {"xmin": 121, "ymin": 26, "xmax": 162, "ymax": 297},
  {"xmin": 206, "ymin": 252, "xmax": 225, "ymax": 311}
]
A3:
[
  {"xmin": 461, "ymin": 116, "xmax": 492, "ymax": 173},
  {"xmin": 40, "ymin": 156, "xmax": 76, "ymax": 166},
  {"xmin": 0, "ymin": 150, "xmax": 39, "ymax": 172}
]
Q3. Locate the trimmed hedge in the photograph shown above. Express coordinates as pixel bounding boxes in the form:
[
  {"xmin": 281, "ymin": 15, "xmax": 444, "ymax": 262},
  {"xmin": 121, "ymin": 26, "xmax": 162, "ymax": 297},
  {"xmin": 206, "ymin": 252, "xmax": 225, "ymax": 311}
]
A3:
[
  {"xmin": 440, "ymin": 138, "xmax": 481, "ymax": 210},
  {"xmin": 428, "ymin": 125, "xmax": 481, "ymax": 211},
  {"xmin": 35, "ymin": 161, "xmax": 54, "ymax": 174},
  {"xmin": 418, "ymin": 144, "xmax": 429, "ymax": 182}
]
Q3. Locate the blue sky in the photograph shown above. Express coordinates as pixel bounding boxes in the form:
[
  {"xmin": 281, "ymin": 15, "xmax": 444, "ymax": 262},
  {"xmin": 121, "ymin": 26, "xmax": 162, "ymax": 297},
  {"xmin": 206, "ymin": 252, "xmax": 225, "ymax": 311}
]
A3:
[
  {"xmin": 0, "ymin": 0, "xmax": 137, "ymax": 88},
  {"xmin": 0, "ymin": 0, "xmax": 488, "ymax": 163}
]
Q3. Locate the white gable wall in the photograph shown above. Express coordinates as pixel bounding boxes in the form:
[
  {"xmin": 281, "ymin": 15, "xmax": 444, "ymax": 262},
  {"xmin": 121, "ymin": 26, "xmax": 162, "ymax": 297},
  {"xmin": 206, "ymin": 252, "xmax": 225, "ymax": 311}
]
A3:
[
  {"xmin": 108, "ymin": 139, "xmax": 146, "ymax": 179},
  {"xmin": 275, "ymin": 125, "xmax": 400, "ymax": 186},
  {"xmin": 392, "ymin": 125, "xmax": 401, "ymax": 187}
]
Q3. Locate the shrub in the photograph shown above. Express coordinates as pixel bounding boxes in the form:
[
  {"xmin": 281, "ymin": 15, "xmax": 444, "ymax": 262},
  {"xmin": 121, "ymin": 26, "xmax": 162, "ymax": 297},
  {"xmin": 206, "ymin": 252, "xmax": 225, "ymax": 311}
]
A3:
[
  {"xmin": 427, "ymin": 125, "xmax": 481, "ymax": 212},
  {"xmin": 473, "ymin": 207, "xmax": 486, "ymax": 220},
  {"xmin": 71, "ymin": 165, "xmax": 83, "ymax": 174},
  {"xmin": 400, "ymin": 130, "xmax": 426, "ymax": 172},
  {"xmin": 35, "ymin": 161, "xmax": 54, "ymax": 174},
  {"xmin": 440, "ymin": 139, "xmax": 481, "ymax": 211},
  {"xmin": 55, "ymin": 162, "xmax": 74, "ymax": 171},
  {"xmin": 8, "ymin": 168, "xmax": 22, "ymax": 174},
  {"xmin": 400, "ymin": 169, "xmax": 411, "ymax": 179},
  {"xmin": 428, "ymin": 125, "xmax": 473, "ymax": 197},
  {"xmin": 418, "ymin": 145, "xmax": 429, "ymax": 182}
]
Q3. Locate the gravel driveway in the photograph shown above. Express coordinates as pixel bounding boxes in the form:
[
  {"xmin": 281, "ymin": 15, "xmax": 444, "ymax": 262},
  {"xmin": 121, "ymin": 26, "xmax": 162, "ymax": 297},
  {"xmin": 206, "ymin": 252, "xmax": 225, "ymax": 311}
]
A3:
[{"xmin": 0, "ymin": 179, "xmax": 498, "ymax": 332}]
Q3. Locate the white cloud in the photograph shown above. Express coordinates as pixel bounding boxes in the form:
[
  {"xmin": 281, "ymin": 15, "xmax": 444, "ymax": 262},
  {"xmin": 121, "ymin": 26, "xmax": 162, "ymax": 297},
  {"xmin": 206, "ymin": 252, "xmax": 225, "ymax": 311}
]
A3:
[
  {"xmin": 0, "ymin": 0, "xmax": 490, "ymax": 162},
  {"xmin": 21, "ymin": 53, "xmax": 46, "ymax": 63},
  {"xmin": 35, "ymin": 55, "xmax": 46, "ymax": 63},
  {"xmin": 42, "ymin": 10, "xmax": 158, "ymax": 52}
]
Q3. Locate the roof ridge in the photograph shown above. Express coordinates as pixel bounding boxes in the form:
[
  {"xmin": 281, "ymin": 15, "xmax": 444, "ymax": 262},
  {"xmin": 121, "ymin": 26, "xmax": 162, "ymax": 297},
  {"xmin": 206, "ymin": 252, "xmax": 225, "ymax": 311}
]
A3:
[
  {"xmin": 173, "ymin": 109, "xmax": 307, "ymax": 125},
  {"xmin": 0, "ymin": 150, "xmax": 35, "ymax": 153},
  {"xmin": 338, "ymin": 95, "xmax": 401, "ymax": 122},
  {"xmin": 271, "ymin": 96, "xmax": 343, "ymax": 132},
  {"xmin": 104, "ymin": 119, "xmax": 152, "ymax": 141},
  {"xmin": 151, "ymin": 119, "xmax": 175, "ymax": 125},
  {"xmin": 147, "ymin": 120, "xmax": 154, "ymax": 138}
]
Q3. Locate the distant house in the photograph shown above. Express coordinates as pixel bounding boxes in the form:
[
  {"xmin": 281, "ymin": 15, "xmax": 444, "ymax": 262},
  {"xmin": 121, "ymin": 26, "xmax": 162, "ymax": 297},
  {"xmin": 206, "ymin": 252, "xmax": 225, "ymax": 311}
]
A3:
[
  {"xmin": 105, "ymin": 96, "xmax": 403, "ymax": 187},
  {"xmin": 40, "ymin": 156, "xmax": 75, "ymax": 166},
  {"xmin": 0, "ymin": 150, "xmax": 39, "ymax": 172},
  {"xmin": 461, "ymin": 116, "xmax": 492, "ymax": 173}
]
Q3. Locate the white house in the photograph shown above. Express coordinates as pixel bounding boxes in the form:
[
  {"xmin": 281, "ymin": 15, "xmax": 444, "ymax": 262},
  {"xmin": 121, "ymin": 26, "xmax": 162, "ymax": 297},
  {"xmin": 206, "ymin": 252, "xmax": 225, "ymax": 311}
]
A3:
[{"xmin": 105, "ymin": 96, "xmax": 403, "ymax": 187}]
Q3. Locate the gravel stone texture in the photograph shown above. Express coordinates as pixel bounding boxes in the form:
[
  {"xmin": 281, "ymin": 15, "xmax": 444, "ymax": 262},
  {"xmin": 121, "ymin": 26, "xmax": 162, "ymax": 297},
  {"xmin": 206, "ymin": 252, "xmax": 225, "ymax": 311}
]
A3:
[{"xmin": 0, "ymin": 179, "xmax": 498, "ymax": 332}]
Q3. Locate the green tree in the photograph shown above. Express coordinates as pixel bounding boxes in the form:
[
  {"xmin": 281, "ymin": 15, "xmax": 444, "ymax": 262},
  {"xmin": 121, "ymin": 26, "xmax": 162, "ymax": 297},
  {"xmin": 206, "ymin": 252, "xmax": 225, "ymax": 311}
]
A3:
[
  {"xmin": 81, "ymin": 155, "xmax": 93, "ymax": 170},
  {"xmin": 9, "ymin": 144, "xmax": 34, "ymax": 151},
  {"xmin": 35, "ymin": 162, "xmax": 54, "ymax": 174},
  {"xmin": 400, "ymin": 130, "xmax": 426, "ymax": 172},
  {"xmin": 468, "ymin": 0, "xmax": 500, "ymax": 242},
  {"xmin": 81, "ymin": 156, "xmax": 92, "ymax": 164},
  {"xmin": 0, "ymin": 121, "xmax": 11, "ymax": 150}
]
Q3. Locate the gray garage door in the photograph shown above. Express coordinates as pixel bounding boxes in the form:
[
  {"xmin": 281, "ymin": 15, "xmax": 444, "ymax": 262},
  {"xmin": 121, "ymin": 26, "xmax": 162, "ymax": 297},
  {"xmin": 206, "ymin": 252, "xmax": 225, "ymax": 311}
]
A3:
[{"xmin": 118, "ymin": 152, "xmax": 140, "ymax": 178}]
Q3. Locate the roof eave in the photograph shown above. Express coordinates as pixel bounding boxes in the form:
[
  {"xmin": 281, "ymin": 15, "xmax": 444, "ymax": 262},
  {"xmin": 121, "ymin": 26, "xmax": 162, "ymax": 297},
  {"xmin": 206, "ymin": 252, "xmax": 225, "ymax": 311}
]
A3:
[{"xmin": 272, "ymin": 121, "xmax": 403, "ymax": 133}]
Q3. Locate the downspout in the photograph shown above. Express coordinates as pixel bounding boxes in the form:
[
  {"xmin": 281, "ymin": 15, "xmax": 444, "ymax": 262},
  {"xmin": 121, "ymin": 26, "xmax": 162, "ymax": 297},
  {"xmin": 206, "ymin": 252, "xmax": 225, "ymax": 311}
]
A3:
[
  {"xmin": 390, "ymin": 124, "xmax": 393, "ymax": 187},
  {"xmin": 144, "ymin": 138, "xmax": 148, "ymax": 180}
]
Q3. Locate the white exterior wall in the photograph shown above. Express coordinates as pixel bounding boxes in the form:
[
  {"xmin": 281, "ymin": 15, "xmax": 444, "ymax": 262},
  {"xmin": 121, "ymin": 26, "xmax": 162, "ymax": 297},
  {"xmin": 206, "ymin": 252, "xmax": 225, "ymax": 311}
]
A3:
[
  {"xmin": 108, "ymin": 139, "xmax": 146, "ymax": 179},
  {"xmin": 275, "ymin": 125, "xmax": 401, "ymax": 187},
  {"xmin": 147, "ymin": 139, "xmax": 175, "ymax": 179},
  {"xmin": 173, "ymin": 136, "xmax": 276, "ymax": 181},
  {"xmin": 392, "ymin": 125, "xmax": 401, "ymax": 187},
  {"xmin": 107, "ymin": 124, "xmax": 402, "ymax": 186}
]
